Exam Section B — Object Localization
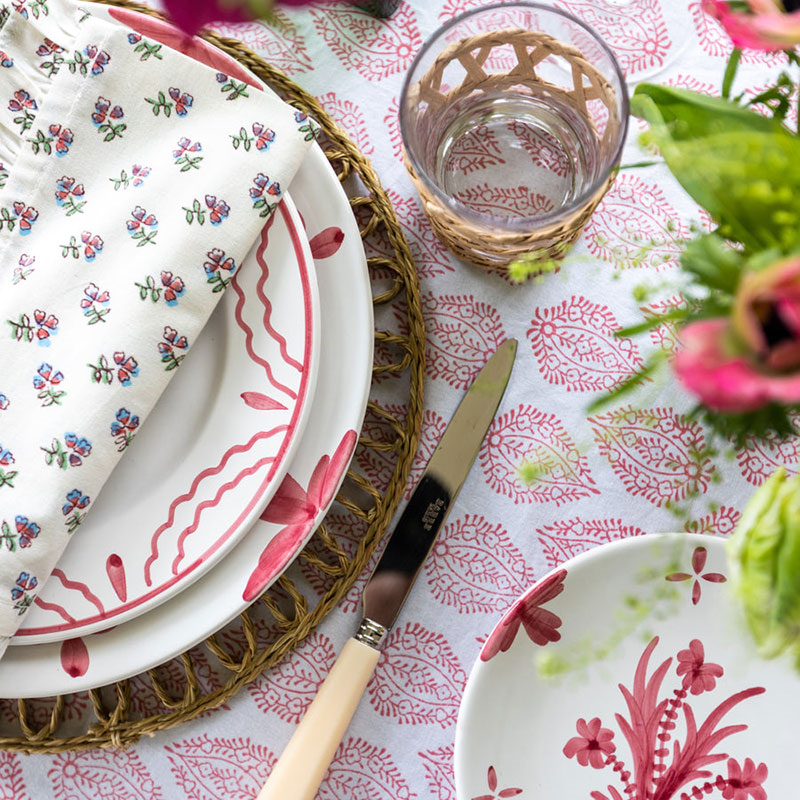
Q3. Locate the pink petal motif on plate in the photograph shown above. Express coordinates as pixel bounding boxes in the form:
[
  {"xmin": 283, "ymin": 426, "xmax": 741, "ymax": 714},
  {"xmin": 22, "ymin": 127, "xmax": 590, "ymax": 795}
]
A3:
[
  {"xmin": 471, "ymin": 765, "xmax": 523, "ymax": 800},
  {"xmin": 422, "ymin": 293, "xmax": 508, "ymax": 390},
  {"xmin": 419, "ymin": 745, "xmax": 456, "ymax": 800},
  {"xmin": 537, "ymin": 518, "xmax": 646, "ymax": 568},
  {"xmin": 356, "ymin": 405, "xmax": 447, "ymax": 499},
  {"xmin": 480, "ymin": 405, "xmax": 599, "ymax": 505},
  {"xmin": 321, "ymin": 737, "xmax": 414, "ymax": 800},
  {"xmin": 59, "ymin": 637, "xmax": 89, "ymax": 679},
  {"xmin": 308, "ymin": 226, "xmax": 345, "ymax": 259},
  {"xmin": 452, "ymin": 183, "xmax": 555, "ymax": 218},
  {"xmin": 243, "ymin": 429, "xmax": 358, "ymax": 600},
  {"xmin": 443, "ymin": 124, "xmax": 506, "ymax": 175},
  {"xmin": 684, "ymin": 505, "xmax": 741, "ymax": 536},
  {"xmin": 589, "ymin": 405, "xmax": 714, "ymax": 507},
  {"xmin": 210, "ymin": 13, "xmax": 313, "ymax": 75},
  {"xmin": 480, "ymin": 569, "xmax": 567, "ymax": 661},
  {"xmin": 105, "ymin": 553, "xmax": 127, "ymax": 602},
  {"xmin": 528, "ymin": 295, "xmax": 644, "ymax": 393},
  {"xmin": 0, "ymin": 752, "xmax": 31, "ymax": 800},
  {"xmin": 48, "ymin": 749, "xmax": 163, "ymax": 800},
  {"xmin": 240, "ymin": 391, "xmax": 287, "ymax": 411},
  {"xmin": 584, "ymin": 174, "xmax": 689, "ymax": 271},
  {"xmin": 317, "ymin": 92, "xmax": 374, "ymax": 155},
  {"xmin": 369, "ymin": 622, "xmax": 467, "ymax": 728},
  {"xmin": 425, "ymin": 514, "xmax": 537, "ymax": 613},
  {"xmin": 310, "ymin": 2, "xmax": 421, "ymax": 81},
  {"xmin": 689, "ymin": 0, "xmax": 787, "ymax": 66},
  {"xmin": 553, "ymin": 0, "xmax": 672, "ymax": 76},
  {"xmin": 735, "ymin": 420, "xmax": 799, "ymax": 486},
  {"xmin": 165, "ymin": 735, "xmax": 275, "ymax": 800},
  {"xmin": 248, "ymin": 630, "xmax": 336, "ymax": 723}
]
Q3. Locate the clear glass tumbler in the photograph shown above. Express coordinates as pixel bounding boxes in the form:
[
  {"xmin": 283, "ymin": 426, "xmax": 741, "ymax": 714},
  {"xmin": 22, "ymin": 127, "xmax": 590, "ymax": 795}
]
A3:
[{"xmin": 399, "ymin": 2, "xmax": 629, "ymax": 272}]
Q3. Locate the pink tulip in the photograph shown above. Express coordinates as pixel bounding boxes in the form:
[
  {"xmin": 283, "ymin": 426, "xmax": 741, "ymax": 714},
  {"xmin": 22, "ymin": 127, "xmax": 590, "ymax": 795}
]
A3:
[
  {"xmin": 703, "ymin": 0, "xmax": 800, "ymax": 51},
  {"xmin": 674, "ymin": 319, "xmax": 800, "ymax": 413}
]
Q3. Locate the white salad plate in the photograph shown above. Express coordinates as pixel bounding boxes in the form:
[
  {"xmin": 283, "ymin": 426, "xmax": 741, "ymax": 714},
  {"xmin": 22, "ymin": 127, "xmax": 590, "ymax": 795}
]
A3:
[
  {"xmin": 16, "ymin": 192, "xmax": 319, "ymax": 644},
  {"xmin": 0, "ymin": 4, "xmax": 373, "ymax": 695},
  {"xmin": 455, "ymin": 534, "xmax": 794, "ymax": 800}
]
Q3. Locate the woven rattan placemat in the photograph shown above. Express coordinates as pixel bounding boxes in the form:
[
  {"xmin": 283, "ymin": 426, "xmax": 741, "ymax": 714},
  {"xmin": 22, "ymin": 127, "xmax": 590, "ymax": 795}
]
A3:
[{"xmin": 0, "ymin": 0, "xmax": 425, "ymax": 752}]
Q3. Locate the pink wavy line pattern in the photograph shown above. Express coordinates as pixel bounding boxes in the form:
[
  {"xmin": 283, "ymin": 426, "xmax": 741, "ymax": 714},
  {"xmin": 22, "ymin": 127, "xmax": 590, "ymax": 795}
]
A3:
[
  {"xmin": 144, "ymin": 425, "xmax": 289, "ymax": 585},
  {"xmin": 50, "ymin": 569, "xmax": 106, "ymax": 616},
  {"xmin": 33, "ymin": 596, "xmax": 76, "ymax": 623},
  {"xmin": 254, "ymin": 211, "xmax": 304, "ymax": 373},
  {"xmin": 229, "ymin": 213, "xmax": 298, "ymax": 400},
  {"xmin": 170, "ymin": 456, "xmax": 277, "ymax": 575}
]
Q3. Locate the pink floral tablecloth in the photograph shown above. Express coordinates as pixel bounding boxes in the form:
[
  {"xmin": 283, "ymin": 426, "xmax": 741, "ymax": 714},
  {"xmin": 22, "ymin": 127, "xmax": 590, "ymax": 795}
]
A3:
[{"xmin": 4, "ymin": 1, "xmax": 793, "ymax": 798}]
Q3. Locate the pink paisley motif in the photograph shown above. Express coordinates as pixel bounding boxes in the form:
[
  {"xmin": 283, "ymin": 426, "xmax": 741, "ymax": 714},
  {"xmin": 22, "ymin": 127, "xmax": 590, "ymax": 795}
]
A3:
[
  {"xmin": 640, "ymin": 295, "xmax": 694, "ymax": 356},
  {"xmin": 165, "ymin": 735, "xmax": 275, "ymax": 800},
  {"xmin": 425, "ymin": 514, "xmax": 537, "ymax": 613},
  {"xmin": 735, "ymin": 421, "xmax": 799, "ymax": 486},
  {"xmin": 443, "ymin": 124, "xmax": 506, "ymax": 175},
  {"xmin": 527, "ymin": 295, "xmax": 645, "ymax": 392},
  {"xmin": 684, "ymin": 506, "xmax": 741, "ymax": 536},
  {"xmin": 48, "ymin": 750, "xmax": 163, "ymax": 800},
  {"xmin": 0, "ymin": 752, "xmax": 31, "ymax": 800},
  {"xmin": 422, "ymin": 293, "xmax": 508, "ymax": 390},
  {"xmin": 554, "ymin": 0, "xmax": 672, "ymax": 76},
  {"xmin": 480, "ymin": 569, "xmax": 567, "ymax": 661},
  {"xmin": 310, "ymin": 2, "xmax": 422, "ymax": 81},
  {"xmin": 453, "ymin": 183, "xmax": 555, "ymax": 218},
  {"xmin": 506, "ymin": 120, "xmax": 568, "ymax": 177},
  {"xmin": 584, "ymin": 174, "xmax": 690, "ymax": 271},
  {"xmin": 384, "ymin": 96, "xmax": 402, "ymax": 160},
  {"xmin": 589, "ymin": 406, "xmax": 714, "ymax": 507},
  {"xmin": 248, "ymin": 631, "xmax": 336, "ymax": 724},
  {"xmin": 368, "ymin": 622, "xmax": 467, "ymax": 728},
  {"xmin": 211, "ymin": 14, "xmax": 313, "ymax": 75},
  {"xmin": 480, "ymin": 405, "xmax": 599, "ymax": 505},
  {"xmin": 419, "ymin": 746, "xmax": 456, "ymax": 800},
  {"xmin": 537, "ymin": 518, "xmax": 646, "ymax": 568},
  {"xmin": 317, "ymin": 92, "xmax": 374, "ymax": 155},
  {"xmin": 321, "ymin": 737, "xmax": 415, "ymax": 800},
  {"xmin": 243, "ymin": 429, "xmax": 358, "ymax": 601}
]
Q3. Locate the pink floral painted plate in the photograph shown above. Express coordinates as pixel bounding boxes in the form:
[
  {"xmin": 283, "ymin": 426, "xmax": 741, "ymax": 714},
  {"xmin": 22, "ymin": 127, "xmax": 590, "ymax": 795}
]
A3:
[{"xmin": 455, "ymin": 534, "xmax": 795, "ymax": 800}]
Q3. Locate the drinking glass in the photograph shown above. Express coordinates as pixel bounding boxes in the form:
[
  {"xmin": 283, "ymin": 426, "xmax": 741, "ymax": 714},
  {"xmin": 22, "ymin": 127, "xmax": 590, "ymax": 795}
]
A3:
[{"xmin": 399, "ymin": 2, "xmax": 629, "ymax": 272}]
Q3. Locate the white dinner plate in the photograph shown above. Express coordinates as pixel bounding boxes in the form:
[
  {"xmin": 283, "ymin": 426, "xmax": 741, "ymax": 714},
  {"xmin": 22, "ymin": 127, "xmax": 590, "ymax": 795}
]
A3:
[
  {"xmin": 15, "ymin": 193, "xmax": 319, "ymax": 644},
  {"xmin": 0, "ymin": 8, "xmax": 372, "ymax": 693},
  {"xmin": 455, "ymin": 534, "xmax": 795, "ymax": 800}
]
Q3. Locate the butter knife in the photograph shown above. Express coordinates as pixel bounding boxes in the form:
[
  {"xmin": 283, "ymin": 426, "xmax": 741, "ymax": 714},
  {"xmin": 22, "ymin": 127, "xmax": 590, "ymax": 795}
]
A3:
[{"xmin": 258, "ymin": 338, "xmax": 517, "ymax": 800}]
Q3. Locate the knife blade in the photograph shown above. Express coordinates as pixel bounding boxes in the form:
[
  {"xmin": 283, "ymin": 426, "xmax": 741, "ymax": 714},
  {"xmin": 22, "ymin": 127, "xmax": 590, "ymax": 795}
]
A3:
[{"xmin": 258, "ymin": 338, "xmax": 517, "ymax": 800}]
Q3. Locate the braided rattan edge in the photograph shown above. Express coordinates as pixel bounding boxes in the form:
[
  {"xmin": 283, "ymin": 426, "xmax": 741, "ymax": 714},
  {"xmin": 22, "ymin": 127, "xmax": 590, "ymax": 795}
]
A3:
[{"xmin": 0, "ymin": 0, "xmax": 425, "ymax": 752}]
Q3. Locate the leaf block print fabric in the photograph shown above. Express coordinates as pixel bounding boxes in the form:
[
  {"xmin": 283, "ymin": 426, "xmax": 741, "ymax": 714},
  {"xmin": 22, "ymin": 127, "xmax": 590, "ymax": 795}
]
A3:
[{"xmin": 0, "ymin": 0, "xmax": 311, "ymax": 654}]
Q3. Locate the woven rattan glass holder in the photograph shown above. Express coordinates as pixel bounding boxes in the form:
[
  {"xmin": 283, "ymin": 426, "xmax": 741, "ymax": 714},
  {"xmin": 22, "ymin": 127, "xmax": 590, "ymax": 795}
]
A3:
[
  {"xmin": 400, "ymin": 2, "xmax": 629, "ymax": 273},
  {"xmin": 0, "ymin": 0, "xmax": 425, "ymax": 753}
]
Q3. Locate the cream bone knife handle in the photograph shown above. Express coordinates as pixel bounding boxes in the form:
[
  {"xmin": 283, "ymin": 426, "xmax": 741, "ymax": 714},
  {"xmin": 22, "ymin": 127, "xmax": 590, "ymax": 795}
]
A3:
[{"xmin": 257, "ymin": 625, "xmax": 384, "ymax": 800}]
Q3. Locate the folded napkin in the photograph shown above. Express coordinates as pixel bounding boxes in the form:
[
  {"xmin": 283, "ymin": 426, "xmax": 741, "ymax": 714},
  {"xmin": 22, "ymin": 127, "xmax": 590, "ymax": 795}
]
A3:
[{"xmin": 0, "ymin": 0, "xmax": 311, "ymax": 657}]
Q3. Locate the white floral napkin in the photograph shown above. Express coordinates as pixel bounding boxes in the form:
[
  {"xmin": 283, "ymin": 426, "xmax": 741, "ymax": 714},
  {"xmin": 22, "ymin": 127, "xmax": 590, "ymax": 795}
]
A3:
[{"xmin": 0, "ymin": 0, "xmax": 312, "ymax": 657}]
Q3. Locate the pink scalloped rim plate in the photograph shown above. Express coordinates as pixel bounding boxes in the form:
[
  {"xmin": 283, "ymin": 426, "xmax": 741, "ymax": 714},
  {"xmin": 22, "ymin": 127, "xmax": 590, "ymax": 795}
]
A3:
[
  {"xmin": 0, "ymin": 2, "xmax": 371, "ymax": 694},
  {"xmin": 14, "ymin": 194, "xmax": 319, "ymax": 644},
  {"xmin": 456, "ymin": 534, "xmax": 796, "ymax": 800}
]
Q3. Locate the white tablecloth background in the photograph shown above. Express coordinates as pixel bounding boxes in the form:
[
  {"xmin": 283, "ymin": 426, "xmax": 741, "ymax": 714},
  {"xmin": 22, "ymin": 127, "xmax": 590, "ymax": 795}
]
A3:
[{"xmin": 4, "ymin": 1, "xmax": 792, "ymax": 798}]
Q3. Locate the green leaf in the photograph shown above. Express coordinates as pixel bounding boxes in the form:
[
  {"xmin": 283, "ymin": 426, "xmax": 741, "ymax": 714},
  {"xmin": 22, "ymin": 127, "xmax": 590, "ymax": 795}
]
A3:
[
  {"xmin": 680, "ymin": 232, "xmax": 744, "ymax": 293},
  {"xmin": 722, "ymin": 48, "xmax": 741, "ymax": 100}
]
